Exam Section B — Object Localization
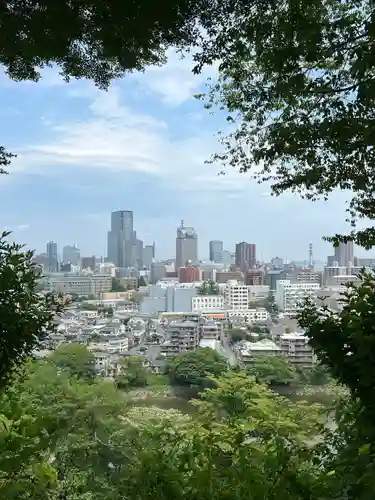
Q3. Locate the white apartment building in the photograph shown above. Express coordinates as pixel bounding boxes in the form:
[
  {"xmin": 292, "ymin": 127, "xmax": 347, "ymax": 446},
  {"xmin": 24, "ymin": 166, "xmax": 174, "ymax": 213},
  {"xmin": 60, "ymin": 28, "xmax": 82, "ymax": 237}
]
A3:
[
  {"xmin": 88, "ymin": 337, "xmax": 129, "ymax": 354},
  {"xmin": 192, "ymin": 295, "xmax": 224, "ymax": 312},
  {"xmin": 224, "ymin": 281, "xmax": 249, "ymax": 310},
  {"xmin": 279, "ymin": 333, "xmax": 315, "ymax": 368},
  {"xmin": 275, "ymin": 280, "xmax": 320, "ymax": 313},
  {"xmin": 237, "ymin": 339, "xmax": 281, "ymax": 364},
  {"xmin": 227, "ymin": 308, "xmax": 270, "ymax": 322}
]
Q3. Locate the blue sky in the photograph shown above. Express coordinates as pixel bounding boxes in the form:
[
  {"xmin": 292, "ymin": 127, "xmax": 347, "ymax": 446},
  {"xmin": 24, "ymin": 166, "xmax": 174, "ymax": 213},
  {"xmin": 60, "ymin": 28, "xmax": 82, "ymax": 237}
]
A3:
[{"xmin": 0, "ymin": 50, "xmax": 367, "ymax": 261}]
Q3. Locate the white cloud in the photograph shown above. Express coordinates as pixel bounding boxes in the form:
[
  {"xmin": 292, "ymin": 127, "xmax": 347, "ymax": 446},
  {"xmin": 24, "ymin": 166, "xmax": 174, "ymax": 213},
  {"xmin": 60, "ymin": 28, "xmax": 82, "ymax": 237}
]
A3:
[
  {"xmin": 16, "ymin": 224, "xmax": 30, "ymax": 231},
  {"xmin": 14, "ymin": 83, "xmax": 247, "ymax": 196},
  {"xmin": 130, "ymin": 49, "xmax": 217, "ymax": 106}
]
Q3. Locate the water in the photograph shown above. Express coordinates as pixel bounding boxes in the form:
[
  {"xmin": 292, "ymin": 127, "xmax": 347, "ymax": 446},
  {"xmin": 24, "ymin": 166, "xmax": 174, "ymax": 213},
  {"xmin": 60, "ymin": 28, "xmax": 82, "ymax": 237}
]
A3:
[{"xmin": 132, "ymin": 385, "xmax": 337, "ymax": 417}]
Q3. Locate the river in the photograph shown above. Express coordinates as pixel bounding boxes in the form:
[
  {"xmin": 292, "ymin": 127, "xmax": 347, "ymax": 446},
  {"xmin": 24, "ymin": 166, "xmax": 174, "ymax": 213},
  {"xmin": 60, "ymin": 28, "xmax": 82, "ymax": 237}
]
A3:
[{"xmin": 131, "ymin": 384, "xmax": 340, "ymax": 419}]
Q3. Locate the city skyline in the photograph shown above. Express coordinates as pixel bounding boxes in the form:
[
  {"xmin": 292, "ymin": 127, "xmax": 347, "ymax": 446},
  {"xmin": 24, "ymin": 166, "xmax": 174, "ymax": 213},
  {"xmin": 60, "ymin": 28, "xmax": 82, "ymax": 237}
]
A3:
[
  {"xmin": 0, "ymin": 53, "xmax": 371, "ymax": 261},
  {"xmin": 39, "ymin": 217, "xmax": 365, "ymax": 266}
]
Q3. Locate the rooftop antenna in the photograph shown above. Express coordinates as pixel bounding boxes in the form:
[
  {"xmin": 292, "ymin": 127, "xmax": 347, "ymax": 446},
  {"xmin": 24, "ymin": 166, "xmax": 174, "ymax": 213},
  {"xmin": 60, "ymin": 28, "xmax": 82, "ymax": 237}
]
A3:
[
  {"xmin": 180, "ymin": 220, "xmax": 184, "ymax": 229},
  {"xmin": 308, "ymin": 242, "xmax": 314, "ymax": 269}
]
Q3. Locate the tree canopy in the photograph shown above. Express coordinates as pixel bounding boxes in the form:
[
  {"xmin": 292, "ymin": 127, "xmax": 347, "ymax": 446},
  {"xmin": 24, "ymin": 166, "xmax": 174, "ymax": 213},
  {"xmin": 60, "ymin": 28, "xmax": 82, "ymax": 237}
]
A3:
[
  {"xmin": 115, "ymin": 356, "xmax": 149, "ymax": 390},
  {"xmin": 297, "ymin": 271, "xmax": 375, "ymax": 497},
  {"xmin": 229, "ymin": 328, "xmax": 247, "ymax": 343},
  {"xmin": 167, "ymin": 348, "xmax": 228, "ymax": 387},
  {"xmin": 197, "ymin": 0, "xmax": 375, "ymax": 248},
  {"xmin": 50, "ymin": 343, "xmax": 96, "ymax": 380},
  {"xmin": 198, "ymin": 280, "xmax": 220, "ymax": 295},
  {"xmin": 247, "ymin": 354, "xmax": 297, "ymax": 385},
  {"xmin": 0, "ymin": 0, "xmax": 200, "ymax": 88},
  {"xmin": 0, "ymin": 231, "xmax": 62, "ymax": 390}
]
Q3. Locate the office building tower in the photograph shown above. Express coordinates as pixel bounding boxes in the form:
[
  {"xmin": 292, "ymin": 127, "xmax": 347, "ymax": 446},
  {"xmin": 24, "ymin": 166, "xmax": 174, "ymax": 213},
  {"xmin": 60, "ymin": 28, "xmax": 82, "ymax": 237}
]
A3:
[
  {"xmin": 209, "ymin": 240, "xmax": 224, "ymax": 263},
  {"xmin": 81, "ymin": 256, "xmax": 96, "ymax": 272},
  {"xmin": 222, "ymin": 250, "xmax": 235, "ymax": 266},
  {"xmin": 334, "ymin": 241, "xmax": 354, "ymax": 267},
  {"xmin": 133, "ymin": 238, "xmax": 143, "ymax": 269},
  {"xmin": 46, "ymin": 241, "xmax": 58, "ymax": 272},
  {"xmin": 175, "ymin": 220, "xmax": 198, "ymax": 269},
  {"xmin": 62, "ymin": 244, "xmax": 80, "ymax": 265},
  {"xmin": 107, "ymin": 210, "xmax": 134, "ymax": 268},
  {"xmin": 143, "ymin": 244, "xmax": 154, "ymax": 269},
  {"xmin": 235, "ymin": 241, "xmax": 256, "ymax": 271}
]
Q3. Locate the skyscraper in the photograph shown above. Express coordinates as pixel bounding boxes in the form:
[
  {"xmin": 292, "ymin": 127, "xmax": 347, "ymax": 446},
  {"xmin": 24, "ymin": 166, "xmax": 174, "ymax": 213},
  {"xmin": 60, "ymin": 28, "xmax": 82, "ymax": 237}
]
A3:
[
  {"xmin": 176, "ymin": 221, "xmax": 198, "ymax": 269},
  {"xmin": 334, "ymin": 241, "xmax": 354, "ymax": 267},
  {"xmin": 46, "ymin": 241, "xmax": 58, "ymax": 272},
  {"xmin": 235, "ymin": 241, "xmax": 256, "ymax": 271},
  {"xmin": 107, "ymin": 210, "xmax": 134, "ymax": 268},
  {"xmin": 62, "ymin": 244, "xmax": 80, "ymax": 265},
  {"xmin": 209, "ymin": 240, "xmax": 224, "ymax": 263},
  {"xmin": 143, "ymin": 244, "xmax": 155, "ymax": 269}
]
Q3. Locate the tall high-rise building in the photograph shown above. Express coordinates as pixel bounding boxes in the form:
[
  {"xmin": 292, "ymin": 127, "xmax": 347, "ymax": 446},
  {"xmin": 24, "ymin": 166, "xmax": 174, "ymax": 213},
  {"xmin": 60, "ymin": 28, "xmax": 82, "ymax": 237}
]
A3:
[
  {"xmin": 62, "ymin": 244, "xmax": 80, "ymax": 265},
  {"xmin": 107, "ymin": 210, "xmax": 134, "ymax": 268},
  {"xmin": 209, "ymin": 240, "xmax": 223, "ymax": 263},
  {"xmin": 176, "ymin": 221, "xmax": 198, "ymax": 269},
  {"xmin": 334, "ymin": 241, "xmax": 354, "ymax": 267},
  {"xmin": 235, "ymin": 242, "xmax": 256, "ymax": 271},
  {"xmin": 143, "ymin": 244, "xmax": 155, "ymax": 269},
  {"xmin": 46, "ymin": 241, "xmax": 58, "ymax": 272},
  {"xmin": 133, "ymin": 238, "xmax": 143, "ymax": 269}
]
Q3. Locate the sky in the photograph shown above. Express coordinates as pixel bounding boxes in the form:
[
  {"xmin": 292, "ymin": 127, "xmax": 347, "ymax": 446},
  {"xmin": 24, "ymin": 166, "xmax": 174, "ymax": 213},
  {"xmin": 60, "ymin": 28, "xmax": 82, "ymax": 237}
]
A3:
[{"xmin": 0, "ymin": 50, "xmax": 369, "ymax": 261}]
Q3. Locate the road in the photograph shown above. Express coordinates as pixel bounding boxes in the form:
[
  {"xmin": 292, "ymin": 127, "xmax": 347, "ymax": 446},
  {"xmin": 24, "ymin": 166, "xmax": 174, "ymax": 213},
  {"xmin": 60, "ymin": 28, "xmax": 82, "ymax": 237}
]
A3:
[{"xmin": 222, "ymin": 337, "xmax": 237, "ymax": 366}]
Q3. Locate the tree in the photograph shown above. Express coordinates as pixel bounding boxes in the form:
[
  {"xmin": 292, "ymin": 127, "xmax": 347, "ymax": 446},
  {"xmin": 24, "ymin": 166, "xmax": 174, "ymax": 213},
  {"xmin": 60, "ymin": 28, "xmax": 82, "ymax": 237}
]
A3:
[
  {"xmin": 229, "ymin": 328, "xmax": 247, "ymax": 343},
  {"xmin": 167, "ymin": 348, "xmax": 228, "ymax": 387},
  {"xmin": 198, "ymin": 280, "xmax": 219, "ymax": 295},
  {"xmin": 298, "ymin": 272, "xmax": 375, "ymax": 498},
  {"xmin": 0, "ymin": 231, "xmax": 63, "ymax": 390},
  {"xmin": 111, "ymin": 278, "xmax": 126, "ymax": 292},
  {"xmin": 50, "ymin": 344, "xmax": 96, "ymax": 380},
  {"xmin": 247, "ymin": 354, "xmax": 297, "ymax": 386},
  {"xmin": 0, "ymin": 360, "xmax": 129, "ymax": 499},
  {"xmin": 115, "ymin": 356, "xmax": 149, "ymax": 390},
  {"xmin": 0, "ymin": 0, "xmax": 202, "ymax": 89},
  {"xmin": 197, "ymin": 0, "xmax": 375, "ymax": 248}
]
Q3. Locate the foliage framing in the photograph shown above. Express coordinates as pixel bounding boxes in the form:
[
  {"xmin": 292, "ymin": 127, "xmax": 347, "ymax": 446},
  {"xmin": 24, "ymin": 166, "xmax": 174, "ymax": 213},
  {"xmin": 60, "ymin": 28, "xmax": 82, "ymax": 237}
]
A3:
[
  {"xmin": 196, "ymin": 0, "xmax": 375, "ymax": 248},
  {"xmin": 0, "ymin": 232, "xmax": 62, "ymax": 390}
]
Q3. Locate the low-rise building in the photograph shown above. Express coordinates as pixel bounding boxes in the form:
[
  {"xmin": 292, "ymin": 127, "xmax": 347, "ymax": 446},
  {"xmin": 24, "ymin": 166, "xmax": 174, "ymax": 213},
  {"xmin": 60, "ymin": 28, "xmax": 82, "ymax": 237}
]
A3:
[
  {"xmin": 160, "ymin": 320, "xmax": 200, "ymax": 356},
  {"xmin": 227, "ymin": 308, "xmax": 270, "ymax": 323},
  {"xmin": 237, "ymin": 339, "xmax": 281, "ymax": 363},
  {"xmin": 200, "ymin": 320, "xmax": 221, "ymax": 340},
  {"xmin": 279, "ymin": 333, "xmax": 315, "ymax": 368},
  {"xmin": 42, "ymin": 273, "xmax": 112, "ymax": 297}
]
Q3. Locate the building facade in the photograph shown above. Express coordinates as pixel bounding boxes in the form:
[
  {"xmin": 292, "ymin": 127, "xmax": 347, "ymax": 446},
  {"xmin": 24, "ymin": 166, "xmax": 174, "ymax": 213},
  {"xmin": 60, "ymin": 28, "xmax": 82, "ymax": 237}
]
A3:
[
  {"xmin": 46, "ymin": 241, "xmax": 58, "ymax": 272},
  {"xmin": 192, "ymin": 295, "xmax": 224, "ymax": 312},
  {"xmin": 81, "ymin": 255, "xmax": 96, "ymax": 272},
  {"xmin": 175, "ymin": 221, "xmax": 198, "ymax": 269},
  {"xmin": 334, "ymin": 241, "xmax": 354, "ymax": 267},
  {"xmin": 235, "ymin": 242, "xmax": 256, "ymax": 271},
  {"xmin": 178, "ymin": 265, "xmax": 201, "ymax": 283},
  {"xmin": 224, "ymin": 282, "xmax": 249, "ymax": 310},
  {"xmin": 62, "ymin": 244, "xmax": 80, "ymax": 265},
  {"xmin": 42, "ymin": 273, "xmax": 112, "ymax": 296},
  {"xmin": 107, "ymin": 210, "xmax": 134, "ymax": 268},
  {"xmin": 143, "ymin": 244, "xmax": 155, "ymax": 269},
  {"xmin": 275, "ymin": 280, "xmax": 320, "ymax": 313},
  {"xmin": 209, "ymin": 240, "xmax": 224, "ymax": 263}
]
